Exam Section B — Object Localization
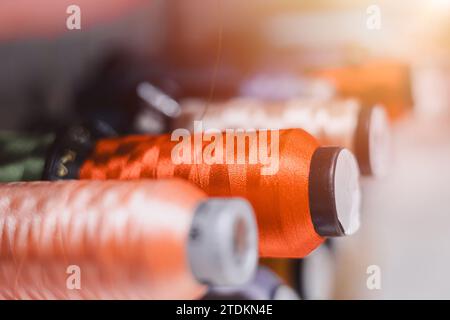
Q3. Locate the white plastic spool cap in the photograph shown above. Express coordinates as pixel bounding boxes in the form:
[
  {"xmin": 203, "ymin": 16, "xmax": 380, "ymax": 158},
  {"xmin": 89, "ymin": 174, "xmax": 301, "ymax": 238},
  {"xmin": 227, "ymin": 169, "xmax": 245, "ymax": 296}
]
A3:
[
  {"xmin": 188, "ymin": 198, "xmax": 258, "ymax": 286},
  {"xmin": 309, "ymin": 147, "xmax": 361, "ymax": 237},
  {"xmin": 334, "ymin": 148, "xmax": 361, "ymax": 235}
]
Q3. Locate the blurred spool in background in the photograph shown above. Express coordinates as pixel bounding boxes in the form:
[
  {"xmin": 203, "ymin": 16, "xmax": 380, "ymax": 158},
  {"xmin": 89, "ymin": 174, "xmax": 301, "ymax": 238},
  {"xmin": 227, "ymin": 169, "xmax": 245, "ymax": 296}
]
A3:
[
  {"xmin": 0, "ymin": 131, "xmax": 55, "ymax": 182},
  {"xmin": 260, "ymin": 241, "xmax": 337, "ymax": 300},
  {"xmin": 239, "ymin": 73, "xmax": 336, "ymax": 102},
  {"xmin": 173, "ymin": 97, "xmax": 390, "ymax": 177},
  {"xmin": 75, "ymin": 52, "xmax": 183, "ymax": 135},
  {"xmin": 295, "ymin": 241, "xmax": 336, "ymax": 300},
  {"xmin": 203, "ymin": 266, "xmax": 299, "ymax": 300},
  {"xmin": 0, "ymin": 179, "xmax": 258, "ymax": 299},
  {"xmin": 0, "ymin": 121, "xmax": 116, "ymax": 183},
  {"xmin": 312, "ymin": 61, "xmax": 414, "ymax": 120}
]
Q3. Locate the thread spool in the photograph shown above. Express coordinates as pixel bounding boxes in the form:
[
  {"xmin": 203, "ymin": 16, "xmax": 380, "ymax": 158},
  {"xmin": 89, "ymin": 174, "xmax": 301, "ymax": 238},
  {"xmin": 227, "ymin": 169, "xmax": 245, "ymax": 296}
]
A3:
[
  {"xmin": 75, "ymin": 52, "xmax": 181, "ymax": 135},
  {"xmin": 172, "ymin": 97, "xmax": 390, "ymax": 177},
  {"xmin": 0, "ymin": 122, "xmax": 115, "ymax": 183},
  {"xmin": 0, "ymin": 131, "xmax": 55, "ymax": 182},
  {"xmin": 79, "ymin": 129, "xmax": 361, "ymax": 258},
  {"xmin": 239, "ymin": 73, "xmax": 336, "ymax": 102},
  {"xmin": 313, "ymin": 60, "xmax": 413, "ymax": 120},
  {"xmin": 0, "ymin": 179, "xmax": 257, "ymax": 299},
  {"xmin": 203, "ymin": 266, "xmax": 299, "ymax": 300},
  {"xmin": 0, "ymin": 122, "xmax": 116, "ymax": 183},
  {"xmin": 260, "ymin": 243, "xmax": 336, "ymax": 300},
  {"xmin": 295, "ymin": 241, "xmax": 336, "ymax": 300}
]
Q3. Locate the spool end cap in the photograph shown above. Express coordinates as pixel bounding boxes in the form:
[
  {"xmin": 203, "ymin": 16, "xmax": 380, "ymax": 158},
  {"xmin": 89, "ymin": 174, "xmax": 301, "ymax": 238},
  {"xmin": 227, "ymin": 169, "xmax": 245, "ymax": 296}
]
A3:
[
  {"xmin": 309, "ymin": 147, "xmax": 361, "ymax": 237},
  {"xmin": 188, "ymin": 198, "xmax": 258, "ymax": 286}
]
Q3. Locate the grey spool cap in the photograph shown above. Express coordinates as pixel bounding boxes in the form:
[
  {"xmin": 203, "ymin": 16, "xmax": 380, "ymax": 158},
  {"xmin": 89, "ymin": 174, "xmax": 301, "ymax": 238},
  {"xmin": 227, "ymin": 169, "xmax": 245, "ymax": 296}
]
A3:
[
  {"xmin": 188, "ymin": 198, "xmax": 258, "ymax": 286},
  {"xmin": 309, "ymin": 147, "xmax": 361, "ymax": 237}
]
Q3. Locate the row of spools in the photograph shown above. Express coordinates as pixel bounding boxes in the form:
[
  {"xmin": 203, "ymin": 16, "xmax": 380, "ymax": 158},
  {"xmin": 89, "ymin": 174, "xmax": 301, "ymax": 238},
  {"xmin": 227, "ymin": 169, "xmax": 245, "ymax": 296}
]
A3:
[{"xmin": 0, "ymin": 59, "xmax": 411, "ymax": 299}]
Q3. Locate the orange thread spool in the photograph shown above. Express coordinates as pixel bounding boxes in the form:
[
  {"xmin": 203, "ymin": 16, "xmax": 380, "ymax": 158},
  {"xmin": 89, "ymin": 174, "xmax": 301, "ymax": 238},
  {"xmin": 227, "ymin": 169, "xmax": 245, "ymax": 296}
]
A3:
[
  {"xmin": 0, "ymin": 179, "xmax": 257, "ymax": 299},
  {"xmin": 313, "ymin": 60, "xmax": 413, "ymax": 120},
  {"xmin": 80, "ymin": 129, "xmax": 361, "ymax": 258}
]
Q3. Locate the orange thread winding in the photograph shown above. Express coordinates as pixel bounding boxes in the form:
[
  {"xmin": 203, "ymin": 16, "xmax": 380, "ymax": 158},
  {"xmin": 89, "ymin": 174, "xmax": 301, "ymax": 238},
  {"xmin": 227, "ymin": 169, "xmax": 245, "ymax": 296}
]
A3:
[{"xmin": 80, "ymin": 128, "xmax": 324, "ymax": 258}]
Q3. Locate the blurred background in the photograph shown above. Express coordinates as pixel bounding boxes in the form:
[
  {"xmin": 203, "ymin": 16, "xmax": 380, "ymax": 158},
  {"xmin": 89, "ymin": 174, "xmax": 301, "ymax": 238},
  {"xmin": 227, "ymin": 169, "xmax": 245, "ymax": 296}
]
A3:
[{"xmin": 1, "ymin": 0, "xmax": 449, "ymax": 299}]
